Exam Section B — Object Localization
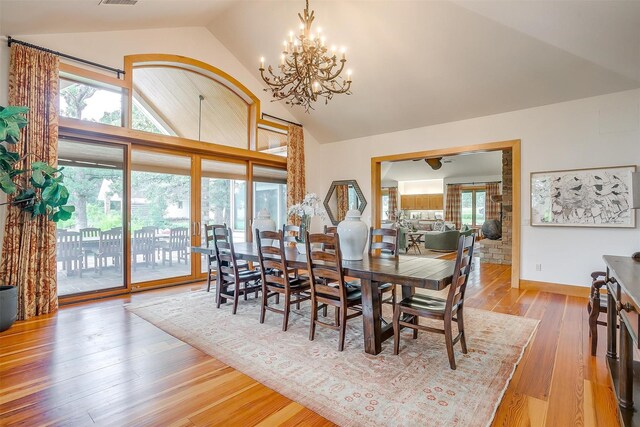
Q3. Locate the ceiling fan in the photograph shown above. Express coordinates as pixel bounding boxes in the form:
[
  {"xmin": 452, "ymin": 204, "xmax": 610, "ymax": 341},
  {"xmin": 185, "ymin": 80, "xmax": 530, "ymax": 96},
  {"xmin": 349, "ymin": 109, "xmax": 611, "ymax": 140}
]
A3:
[{"xmin": 412, "ymin": 157, "xmax": 452, "ymax": 170}]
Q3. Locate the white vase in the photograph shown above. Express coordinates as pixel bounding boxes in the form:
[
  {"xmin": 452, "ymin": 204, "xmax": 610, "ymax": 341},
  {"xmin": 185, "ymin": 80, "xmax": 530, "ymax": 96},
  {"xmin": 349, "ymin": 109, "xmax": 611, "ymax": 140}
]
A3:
[
  {"xmin": 253, "ymin": 209, "xmax": 276, "ymax": 245},
  {"xmin": 337, "ymin": 209, "xmax": 368, "ymax": 261}
]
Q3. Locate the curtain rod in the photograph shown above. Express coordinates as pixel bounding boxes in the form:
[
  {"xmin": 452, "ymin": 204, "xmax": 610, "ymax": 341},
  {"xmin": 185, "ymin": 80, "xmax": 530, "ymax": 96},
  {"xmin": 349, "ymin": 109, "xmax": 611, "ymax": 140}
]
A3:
[
  {"xmin": 7, "ymin": 36, "xmax": 125, "ymax": 78},
  {"xmin": 449, "ymin": 180, "xmax": 501, "ymax": 185},
  {"xmin": 261, "ymin": 113, "xmax": 302, "ymax": 127}
]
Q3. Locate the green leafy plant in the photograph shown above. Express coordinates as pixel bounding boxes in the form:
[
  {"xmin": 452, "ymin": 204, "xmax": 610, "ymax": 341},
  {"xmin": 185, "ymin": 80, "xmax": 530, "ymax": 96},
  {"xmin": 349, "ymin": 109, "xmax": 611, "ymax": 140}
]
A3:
[{"xmin": 0, "ymin": 106, "xmax": 74, "ymax": 222}]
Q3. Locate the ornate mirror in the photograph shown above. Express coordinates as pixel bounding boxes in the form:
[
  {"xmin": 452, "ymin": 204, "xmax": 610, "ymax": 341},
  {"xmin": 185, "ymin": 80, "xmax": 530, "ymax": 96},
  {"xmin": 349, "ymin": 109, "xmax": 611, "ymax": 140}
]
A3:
[{"xmin": 323, "ymin": 180, "xmax": 367, "ymax": 225}]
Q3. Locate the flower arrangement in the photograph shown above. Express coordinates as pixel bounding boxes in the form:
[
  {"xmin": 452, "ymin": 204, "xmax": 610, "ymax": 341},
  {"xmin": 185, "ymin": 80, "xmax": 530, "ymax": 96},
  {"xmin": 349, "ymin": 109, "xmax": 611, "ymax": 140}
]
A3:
[{"xmin": 288, "ymin": 192, "xmax": 326, "ymax": 243}]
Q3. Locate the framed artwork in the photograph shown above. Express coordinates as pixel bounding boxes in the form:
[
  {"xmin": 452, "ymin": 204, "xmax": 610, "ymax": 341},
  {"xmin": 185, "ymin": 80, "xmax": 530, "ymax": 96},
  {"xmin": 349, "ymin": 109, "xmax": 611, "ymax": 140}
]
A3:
[{"xmin": 531, "ymin": 165, "xmax": 637, "ymax": 228}]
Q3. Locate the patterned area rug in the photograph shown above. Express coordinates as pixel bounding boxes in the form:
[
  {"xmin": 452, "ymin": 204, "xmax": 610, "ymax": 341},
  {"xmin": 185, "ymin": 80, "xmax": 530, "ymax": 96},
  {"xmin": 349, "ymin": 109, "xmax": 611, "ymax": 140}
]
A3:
[{"xmin": 127, "ymin": 291, "xmax": 538, "ymax": 427}]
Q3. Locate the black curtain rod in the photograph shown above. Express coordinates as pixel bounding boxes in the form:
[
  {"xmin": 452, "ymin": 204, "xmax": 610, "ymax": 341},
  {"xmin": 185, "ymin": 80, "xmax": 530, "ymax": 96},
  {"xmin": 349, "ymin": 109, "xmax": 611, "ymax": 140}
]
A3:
[
  {"xmin": 7, "ymin": 37, "xmax": 125, "ymax": 78},
  {"xmin": 262, "ymin": 113, "xmax": 302, "ymax": 127},
  {"xmin": 450, "ymin": 180, "xmax": 501, "ymax": 185}
]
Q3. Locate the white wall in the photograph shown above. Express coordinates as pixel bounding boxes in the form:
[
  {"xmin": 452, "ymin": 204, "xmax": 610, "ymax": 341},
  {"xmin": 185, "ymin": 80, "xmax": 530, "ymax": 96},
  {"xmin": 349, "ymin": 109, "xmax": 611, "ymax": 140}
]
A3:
[
  {"xmin": 399, "ymin": 179, "xmax": 443, "ymax": 195},
  {"xmin": 306, "ymin": 89, "xmax": 640, "ymax": 286}
]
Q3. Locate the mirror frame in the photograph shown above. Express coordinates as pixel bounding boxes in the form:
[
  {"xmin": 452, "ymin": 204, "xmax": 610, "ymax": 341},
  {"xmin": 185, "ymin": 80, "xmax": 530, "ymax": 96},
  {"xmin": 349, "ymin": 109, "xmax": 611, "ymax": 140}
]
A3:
[{"xmin": 323, "ymin": 179, "xmax": 367, "ymax": 225}]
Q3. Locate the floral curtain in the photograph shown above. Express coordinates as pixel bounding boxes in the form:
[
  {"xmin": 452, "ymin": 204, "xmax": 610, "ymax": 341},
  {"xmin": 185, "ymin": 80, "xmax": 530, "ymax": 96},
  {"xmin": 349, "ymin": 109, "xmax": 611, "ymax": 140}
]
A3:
[
  {"xmin": 336, "ymin": 184, "xmax": 349, "ymax": 221},
  {"xmin": 485, "ymin": 182, "xmax": 501, "ymax": 221},
  {"xmin": 1, "ymin": 45, "xmax": 59, "ymax": 320},
  {"xmin": 387, "ymin": 187, "xmax": 398, "ymax": 220},
  {"xmin": 286, "ymin": 124, "xmax": 305, "ymax": 225},
  {"xmin": 445, "ymin": 184, "xmax": 462, "ymax": 229}
]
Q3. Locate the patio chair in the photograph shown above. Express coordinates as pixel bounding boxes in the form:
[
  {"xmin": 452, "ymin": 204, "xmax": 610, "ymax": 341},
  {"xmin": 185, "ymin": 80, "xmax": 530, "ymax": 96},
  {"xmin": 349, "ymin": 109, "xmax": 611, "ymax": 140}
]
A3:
[
  {"xmin": 161, "ymin": 227, "xmax": 190, "ymax": 266},
  {"xmin": 57, "ymin": 231, "xmax": 84, "ymax": 278},
  {"xmin": 94, "ymin": 229, "xmax": 123, "ymax": 275},
  {"xmin": 79, "ymin": 227, "xmax": 100, "ymax": 268},
  {"xmin": 132, "ymin": 229, "xmax": 156, "ymax": 271}
]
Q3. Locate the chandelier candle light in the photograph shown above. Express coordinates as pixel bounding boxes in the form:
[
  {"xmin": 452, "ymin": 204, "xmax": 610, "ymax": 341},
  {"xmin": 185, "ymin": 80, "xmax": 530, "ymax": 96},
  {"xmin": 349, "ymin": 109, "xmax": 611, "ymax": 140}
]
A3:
[{"xmin": 259, "ymin": 0, "xmax": 353, "ymax": 112}]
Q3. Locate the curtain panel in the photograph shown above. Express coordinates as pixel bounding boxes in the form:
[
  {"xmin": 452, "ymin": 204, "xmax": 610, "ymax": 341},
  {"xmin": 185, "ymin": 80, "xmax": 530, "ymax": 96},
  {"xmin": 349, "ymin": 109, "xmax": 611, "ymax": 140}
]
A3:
[
  {"xmin": 444, "ymin": 184, "xmax": 462, "ymax": 229},
  {"xmin": 1, "ymin": 45, "xmax": 60, "ymax": 320},
  {"xmin": 336, "ymin": 185, "xmax": 349, "ymax": 221},
  {"xmin": 387, "ymin": 187, "xmax": 398, "ymax": 220},
  {"xmin": 286, "ymin": 124, "xmax": 305, "ymax": 224},
  {"xmin": 485, "ymin": 182, "xmax": 501, "ymax": 221}
]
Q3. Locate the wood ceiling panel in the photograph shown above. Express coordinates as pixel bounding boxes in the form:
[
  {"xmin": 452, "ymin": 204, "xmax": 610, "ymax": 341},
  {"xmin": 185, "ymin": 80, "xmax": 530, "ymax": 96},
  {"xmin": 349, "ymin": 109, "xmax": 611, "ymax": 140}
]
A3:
[{"xmin": 133, "ymin": 67, "xmax": 249, "ymax": 149}]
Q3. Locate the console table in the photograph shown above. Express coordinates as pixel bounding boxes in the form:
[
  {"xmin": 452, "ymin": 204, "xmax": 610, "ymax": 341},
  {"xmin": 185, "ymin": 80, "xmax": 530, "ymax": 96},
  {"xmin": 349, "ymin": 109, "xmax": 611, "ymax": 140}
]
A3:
[{"xmin": 604, "ymin": 255, "xmax": 640, "ymax": 427}]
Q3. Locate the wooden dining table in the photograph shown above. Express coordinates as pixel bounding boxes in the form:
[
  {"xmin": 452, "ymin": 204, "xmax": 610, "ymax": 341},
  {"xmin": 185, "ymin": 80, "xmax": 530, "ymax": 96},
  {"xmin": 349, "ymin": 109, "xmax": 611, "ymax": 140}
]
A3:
[{"xmin": 191, "ymin": 242, "xmax": 456, "ymax": 355}]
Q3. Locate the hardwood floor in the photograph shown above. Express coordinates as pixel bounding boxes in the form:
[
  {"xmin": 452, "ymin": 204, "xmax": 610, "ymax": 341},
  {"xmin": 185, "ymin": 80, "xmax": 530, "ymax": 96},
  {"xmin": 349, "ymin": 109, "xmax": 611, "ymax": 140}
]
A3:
[{"xmin": 0, "ymin": 261, "xmax": 619, "ymax": 426}]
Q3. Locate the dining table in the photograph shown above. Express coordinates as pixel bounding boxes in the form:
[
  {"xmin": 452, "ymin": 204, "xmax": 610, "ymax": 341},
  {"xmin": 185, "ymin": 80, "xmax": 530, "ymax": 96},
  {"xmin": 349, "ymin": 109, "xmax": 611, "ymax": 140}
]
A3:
[{"xmin": 191, "ymin": 242, "xmax": 456, "ymax": 355}]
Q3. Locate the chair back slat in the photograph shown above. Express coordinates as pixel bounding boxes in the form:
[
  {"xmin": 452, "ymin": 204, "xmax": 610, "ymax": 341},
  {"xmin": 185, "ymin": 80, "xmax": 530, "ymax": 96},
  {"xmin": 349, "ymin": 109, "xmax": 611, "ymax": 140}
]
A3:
[
  {"xmin": 306, "ymin": 232, "xmax": 350, "ymax": 302},
  {"xmin": 323, "ymin": 225, "xmax": 338, "ymax": 250},
  {"xmin": 446, "ymin": 234, "xmax": 475, "ymax": 311},
  {"xmin": 80, "ymin": 227, "xmax": 100, "ymax": 239},
  {"xmin": 256, "ymin": 228, "xmax": 294, "ymax": 292},
  {"xmin": 204, "ymin": 223, "xmax": 226, "ymax": 248},
  {"xmin": 282, "ymin": 224, "xmax": 300, "ymax": 244},
  {"xmin": 369, "ymin": 227, "xmax": 399, "ymax": 256},
  {"xmin": 169, "ymin": 227, "xmax": 189, "ymax": 250},
  {"xmin": 99, "ymin": 229, "xmax": 122, "ymax": 255},
  {"xmin": 213, "ymin": 227, "xmax": 241, "ymax": 285}
]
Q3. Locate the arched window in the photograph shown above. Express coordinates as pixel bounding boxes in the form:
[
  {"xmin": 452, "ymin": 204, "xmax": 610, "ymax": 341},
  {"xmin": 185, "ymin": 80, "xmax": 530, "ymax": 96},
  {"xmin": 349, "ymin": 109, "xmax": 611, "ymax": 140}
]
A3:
[{"xmin": 126, "ymin": 55, "xmax": 260, "ymax": 150}]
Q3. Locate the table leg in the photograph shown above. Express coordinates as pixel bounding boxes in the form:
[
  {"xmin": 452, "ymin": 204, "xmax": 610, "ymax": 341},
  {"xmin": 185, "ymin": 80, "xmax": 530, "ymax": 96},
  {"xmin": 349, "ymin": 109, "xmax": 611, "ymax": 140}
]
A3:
[
  {"xmin": 361, "ymin": 278, "xmax": 382, "ymax": 355},
  {"xmin": 619, "ymin": 319, "xmax": 634, "ymax": 409},
  {"xmin": 402, "ymin": 284, "xmax": 415, "ymax": 300}
]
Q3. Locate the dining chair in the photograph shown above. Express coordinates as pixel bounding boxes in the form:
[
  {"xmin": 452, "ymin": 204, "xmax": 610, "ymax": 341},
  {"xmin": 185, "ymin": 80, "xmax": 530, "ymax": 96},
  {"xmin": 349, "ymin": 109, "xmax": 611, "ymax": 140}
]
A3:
[
  {"xmin": 282, "ymin": 223, "xmax": 301, "ymax": 245},
  {"xmin": 305, "ymin": 231, "xmax": 362, "ymax": 351},
  {"xmin": 587, "ymin": 271, "xmax": 610, "ymax": 356},
  {"xmin": 204, "ymin": 223, "xmax": 226, "ymax": 292},
  {"xmin": 323, "ymin": 225, "xmax": 338, "ymax": 250},
  {"xmin": 393, "ymin": 233, "xmax": 475, "ymax": 369},
  {"xmin": 93, "ymin": 229, "xmax": 122, "ymax": 275},
  {"xmin": 256, "ymin": 229, "xmax": 311, "ymax": 331},
  {"xmin": 214, "ymin": 227, "xmax": 262, "ymax": 314},
  {"xmin": 369, "ymin": 226, "xmax": 400, "ymax": 315}
]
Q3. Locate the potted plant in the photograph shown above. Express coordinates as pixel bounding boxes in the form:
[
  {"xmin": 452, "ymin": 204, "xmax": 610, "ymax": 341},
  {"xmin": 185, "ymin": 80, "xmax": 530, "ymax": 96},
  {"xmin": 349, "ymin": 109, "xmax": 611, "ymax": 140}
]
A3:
[
  {"xmin": 287, "ymin": 192, "xmax": 326, "ymax": 253},
  {"xmin": 0, "ymin": 105, "xmax": 74, "ymax": 332}
]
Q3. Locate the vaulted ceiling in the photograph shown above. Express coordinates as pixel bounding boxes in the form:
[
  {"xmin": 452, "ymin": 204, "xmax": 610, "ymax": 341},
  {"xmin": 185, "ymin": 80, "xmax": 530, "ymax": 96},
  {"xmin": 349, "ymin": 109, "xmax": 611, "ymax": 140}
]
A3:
[{"xmin": 2, "ymin": 0, "xmax": 639, "ymax": 144}]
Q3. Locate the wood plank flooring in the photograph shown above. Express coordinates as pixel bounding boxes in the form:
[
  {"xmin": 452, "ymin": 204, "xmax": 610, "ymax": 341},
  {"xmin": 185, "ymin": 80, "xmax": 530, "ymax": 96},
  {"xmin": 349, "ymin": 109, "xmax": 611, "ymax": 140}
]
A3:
[{"xmin": 0, "ymin": 261, "xmax": 620, "ymax": 426}]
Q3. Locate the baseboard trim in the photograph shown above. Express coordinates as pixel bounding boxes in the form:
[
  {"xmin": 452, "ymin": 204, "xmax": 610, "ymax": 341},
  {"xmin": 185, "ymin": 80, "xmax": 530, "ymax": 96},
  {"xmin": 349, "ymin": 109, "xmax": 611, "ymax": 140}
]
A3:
[{"xmin": 520, "ymin": 280, "xmax": 589, "ymax": 298}]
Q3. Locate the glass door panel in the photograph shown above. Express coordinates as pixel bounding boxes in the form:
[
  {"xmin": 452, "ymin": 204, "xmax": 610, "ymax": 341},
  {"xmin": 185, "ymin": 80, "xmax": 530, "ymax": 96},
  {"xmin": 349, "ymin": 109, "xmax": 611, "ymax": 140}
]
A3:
[
  {"xmin": 200, "ymin": 158, "xmax": 248, "ymax": 273},
  {"xmin": 131, "ymin": 149, "xmax": 192, "ymax": 284},
  {"xmin": 253, "ymin": 165, "xmax": 287, "ymax": 229},
  {"xmin": 57, "ymin": 139, "xmax": 126, "ymax": 296}
]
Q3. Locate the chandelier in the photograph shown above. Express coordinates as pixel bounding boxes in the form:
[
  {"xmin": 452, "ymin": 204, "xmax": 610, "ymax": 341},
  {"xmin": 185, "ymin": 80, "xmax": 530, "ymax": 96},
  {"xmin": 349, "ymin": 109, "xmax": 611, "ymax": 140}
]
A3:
[{"xmin": 259, "ymin": 0, "xmax": 352, "ymax": 112}]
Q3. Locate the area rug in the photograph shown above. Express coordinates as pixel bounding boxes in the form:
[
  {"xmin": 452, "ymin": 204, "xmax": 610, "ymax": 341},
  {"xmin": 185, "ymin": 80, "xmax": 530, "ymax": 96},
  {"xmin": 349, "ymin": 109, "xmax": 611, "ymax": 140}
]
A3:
[{"xmin": 127, "ymin": 291, "xmax": 538, "ymax": 427}]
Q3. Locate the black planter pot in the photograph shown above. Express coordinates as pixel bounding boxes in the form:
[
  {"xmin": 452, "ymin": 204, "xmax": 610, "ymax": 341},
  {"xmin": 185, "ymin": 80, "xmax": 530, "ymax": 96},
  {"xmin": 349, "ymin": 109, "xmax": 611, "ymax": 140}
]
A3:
[{"xmin": 0, "ymin": 285, "xmax": 18, "ymax": 332}]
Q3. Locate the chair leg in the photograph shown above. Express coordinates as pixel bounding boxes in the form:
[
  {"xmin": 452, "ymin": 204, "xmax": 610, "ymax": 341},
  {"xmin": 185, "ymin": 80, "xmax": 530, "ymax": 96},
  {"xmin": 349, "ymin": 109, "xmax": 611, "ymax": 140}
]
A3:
[
  {"xmin": 335, "ymin": 306, "xmax": 340, "ymax": 327},
  {"xmin": 393, "ymin": 305, "xmax": 401, "ymax": 355},
  {"xmin": 309, "ymin": 301, "xmax": 317, "ymax": 341},
  {"xmin": 588, "ymin": 296, "xmax": 600, "ymax": 356},
  {"xmin": 206, "ymin": 267, "xmax": 212, "ymax": 292},
  {"xmin": 232, "ymin": 282, "xmax": 240, "ymax": 315},
  {"xmin": 260, "ymin": 288, "xmax": 267, "ymax": 324},
  {"xmin": 322, "ymin": 304, "xmax": 328, "ymax": 317},
  {"xmin": 412, "ymin": 315, "xmax": 418, "ymax": 339},
  {"xmin": 338, "ymin": 306, "xmax": 347, "ymax": 351},
  {"xmin": 283, "ymin": 294, "xmax": 291, "ymax": 332},
  {"xmin": 457, "ymin": 307, "xmax": 468, "ymax": 354},
  {"xmin": 444, "ymin": 319, "xmax": 456, "ymax": 370},
  {"xmin": 216, "ymin": 283, "xmax": 223, "ymax": 309}
]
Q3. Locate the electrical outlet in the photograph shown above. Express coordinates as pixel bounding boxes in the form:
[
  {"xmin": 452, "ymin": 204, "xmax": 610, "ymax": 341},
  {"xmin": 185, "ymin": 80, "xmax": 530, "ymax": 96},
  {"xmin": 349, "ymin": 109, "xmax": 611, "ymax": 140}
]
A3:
[{"xmin": 535, "ymin": 264, "xmax": 542, "ymax": 272}]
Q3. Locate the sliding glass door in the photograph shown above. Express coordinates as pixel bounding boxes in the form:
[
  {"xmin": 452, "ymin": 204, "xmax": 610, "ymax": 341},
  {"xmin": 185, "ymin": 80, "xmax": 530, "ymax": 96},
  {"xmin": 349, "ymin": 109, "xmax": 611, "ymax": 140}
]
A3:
[
  {"xmin": 199, "ymin": 158, "xmax": 248, "ymax": 274},
  {"xmin": 131, "ymin": 149, "xmax": 193, "ymax": 286},
  {"xmin": 56, "ymin": 139, "xmax": 126, "ymax": 296},
  {"xmin": 57, "ymin": 144, "xmax": 287, "ymax": 295}
]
